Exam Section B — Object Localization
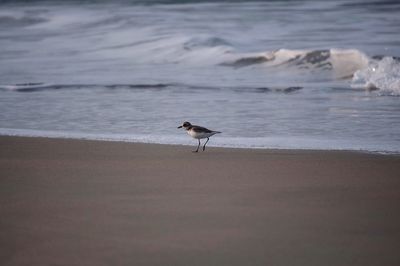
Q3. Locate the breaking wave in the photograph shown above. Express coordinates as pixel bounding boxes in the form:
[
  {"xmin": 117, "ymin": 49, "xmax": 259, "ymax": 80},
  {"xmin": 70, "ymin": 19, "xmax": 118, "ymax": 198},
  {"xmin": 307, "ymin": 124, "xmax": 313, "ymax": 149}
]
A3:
[
  {"xmin": 223, "ymin": 48, "xmax": 400, "ymax": 95},
  {"xmin": 351, "ymin": 57, "xmax": 400, "ymax": 96},
  {"xmin": 224, "ymin": 48, "xmax": 370, "ymax": 78}
]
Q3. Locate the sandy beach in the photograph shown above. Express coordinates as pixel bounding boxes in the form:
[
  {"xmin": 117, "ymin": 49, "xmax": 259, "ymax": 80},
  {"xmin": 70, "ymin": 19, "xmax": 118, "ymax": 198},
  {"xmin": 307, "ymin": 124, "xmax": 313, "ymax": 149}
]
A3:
[{"xmin": 0, "ymin": 136, "xmax": 399, "ymax": 266}]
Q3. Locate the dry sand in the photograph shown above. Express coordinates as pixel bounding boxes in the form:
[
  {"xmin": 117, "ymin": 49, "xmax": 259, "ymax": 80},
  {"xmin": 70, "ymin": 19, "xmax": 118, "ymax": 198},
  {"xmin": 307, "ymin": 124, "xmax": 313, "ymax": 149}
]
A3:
[{"xmin": 0, "ymin": 136, "xmax": 400, "ymax": 266}]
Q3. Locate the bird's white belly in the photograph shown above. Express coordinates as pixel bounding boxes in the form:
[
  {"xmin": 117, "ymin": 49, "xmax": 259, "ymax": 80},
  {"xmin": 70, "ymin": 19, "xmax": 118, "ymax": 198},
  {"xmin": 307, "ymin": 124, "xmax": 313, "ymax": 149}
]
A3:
[{"xmin": 187, "ymin": 130, "xmax": 215, "ymax": 139}]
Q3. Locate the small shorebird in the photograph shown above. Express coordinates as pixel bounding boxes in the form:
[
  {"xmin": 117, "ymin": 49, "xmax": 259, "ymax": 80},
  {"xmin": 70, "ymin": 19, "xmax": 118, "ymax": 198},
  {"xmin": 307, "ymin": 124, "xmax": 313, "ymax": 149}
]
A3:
[{"xmin": 178, "ymin": 121, "xmax": 221, "ymax": 152}]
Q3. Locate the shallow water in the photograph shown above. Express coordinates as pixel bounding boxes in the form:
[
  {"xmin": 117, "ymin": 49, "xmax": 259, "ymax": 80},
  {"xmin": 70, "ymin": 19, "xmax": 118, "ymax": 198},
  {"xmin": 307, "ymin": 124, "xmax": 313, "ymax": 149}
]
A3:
[{"xmin": 1, "ymin": 0, "xmax": 400, "ymax": 152}]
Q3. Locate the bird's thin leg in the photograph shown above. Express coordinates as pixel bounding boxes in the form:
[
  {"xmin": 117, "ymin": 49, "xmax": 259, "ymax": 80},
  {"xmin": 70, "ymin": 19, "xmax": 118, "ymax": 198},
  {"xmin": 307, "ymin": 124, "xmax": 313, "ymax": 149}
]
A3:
[
  {"xmin": 203, "ymin": 137, "xmax": 209, "ymax": 151},
  {"xmin": 193, "ymin": 139, "xmax": 200, "ymax": 153}
]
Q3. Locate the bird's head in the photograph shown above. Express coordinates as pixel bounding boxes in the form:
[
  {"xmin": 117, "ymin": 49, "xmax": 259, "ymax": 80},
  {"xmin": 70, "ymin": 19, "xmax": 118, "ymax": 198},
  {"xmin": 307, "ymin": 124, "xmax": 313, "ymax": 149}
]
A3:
[{"xmin": 177, "ymin": 121, "xmax": 191, "ymax": 129}]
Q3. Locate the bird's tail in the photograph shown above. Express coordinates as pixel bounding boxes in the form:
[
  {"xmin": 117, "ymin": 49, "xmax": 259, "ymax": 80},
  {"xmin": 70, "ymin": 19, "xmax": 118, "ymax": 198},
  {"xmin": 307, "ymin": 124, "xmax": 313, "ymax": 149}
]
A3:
[{"xmin": 213, "ymin": 131, "xmax": 222, "ymax": 134}]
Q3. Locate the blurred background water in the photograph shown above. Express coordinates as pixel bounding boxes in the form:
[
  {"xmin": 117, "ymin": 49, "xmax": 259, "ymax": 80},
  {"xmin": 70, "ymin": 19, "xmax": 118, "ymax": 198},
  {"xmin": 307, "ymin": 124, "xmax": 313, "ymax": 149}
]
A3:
[{"xmin": 1, "ymin": 0, "xmax": 399, "ymax": 152}]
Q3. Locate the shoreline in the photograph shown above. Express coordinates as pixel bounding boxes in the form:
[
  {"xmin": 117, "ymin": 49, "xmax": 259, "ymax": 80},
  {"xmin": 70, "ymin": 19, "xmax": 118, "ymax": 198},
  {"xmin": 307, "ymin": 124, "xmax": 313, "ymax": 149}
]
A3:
[
  {"xmin": 1, "ymin": 130, "xmax": 399, "ymax": 155},
  {"xmin": 1, "ymin": 136, "xmax": 400, "ymax": 266}
]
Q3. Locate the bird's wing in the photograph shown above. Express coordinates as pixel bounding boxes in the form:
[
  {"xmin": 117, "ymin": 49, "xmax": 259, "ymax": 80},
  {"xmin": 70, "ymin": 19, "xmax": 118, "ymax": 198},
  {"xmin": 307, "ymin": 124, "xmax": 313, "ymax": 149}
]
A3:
[{"xmin": 192, "ymin": 125, "xmax": 213, "ymax": 133}]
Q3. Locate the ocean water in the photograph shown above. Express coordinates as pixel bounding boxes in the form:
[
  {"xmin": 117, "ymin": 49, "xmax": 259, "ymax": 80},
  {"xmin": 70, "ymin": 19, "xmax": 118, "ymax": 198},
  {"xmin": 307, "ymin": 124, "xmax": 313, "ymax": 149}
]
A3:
[{"xmin": 0, "ymin": 0, "xmax": 399, "ymax": 153}]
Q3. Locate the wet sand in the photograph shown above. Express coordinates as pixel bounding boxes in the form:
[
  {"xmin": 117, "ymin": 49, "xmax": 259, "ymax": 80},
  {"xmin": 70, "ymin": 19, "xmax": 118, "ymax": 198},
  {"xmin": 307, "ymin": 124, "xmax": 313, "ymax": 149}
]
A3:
[{"xmin": 1, "ymin": 136, "xmax": 400, "ymax": 266}]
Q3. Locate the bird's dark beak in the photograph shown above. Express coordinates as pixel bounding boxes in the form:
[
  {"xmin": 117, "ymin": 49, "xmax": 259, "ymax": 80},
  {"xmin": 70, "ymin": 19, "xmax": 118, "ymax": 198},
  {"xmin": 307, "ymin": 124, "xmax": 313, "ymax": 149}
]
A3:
[{"xmin": 177, "ymin": 126, "xmax": 182, "ymax": 129}]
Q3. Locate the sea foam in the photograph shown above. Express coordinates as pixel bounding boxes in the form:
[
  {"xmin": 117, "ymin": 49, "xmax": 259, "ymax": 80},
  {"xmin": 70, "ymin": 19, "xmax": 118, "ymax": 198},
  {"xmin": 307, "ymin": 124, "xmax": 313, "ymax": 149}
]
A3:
[{"xmin": 351, "ymin": 57, "xmax": 400, "ymax": 96}]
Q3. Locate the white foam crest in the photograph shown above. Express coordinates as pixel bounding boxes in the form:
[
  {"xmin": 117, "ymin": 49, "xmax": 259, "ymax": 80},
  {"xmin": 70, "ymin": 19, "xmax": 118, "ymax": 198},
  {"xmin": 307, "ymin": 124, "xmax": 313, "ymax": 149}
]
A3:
[
  {"xmin": 268, "ymin": 49, "xmax": 309, "ymax": 65},
  {"xmin": 351, "ymin": 57, "xmax": 400, "ymax": 96},
  {"xmin": 330, "ymin": 49, "xmax": 370, "ymax": 78},
  {"xmin": 271, "ymin": 49, "xmax": 369, "ymax": 77},
  {"xmin": 225, "ymin": 48, "xmax": 370, "ymax": 80}
]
